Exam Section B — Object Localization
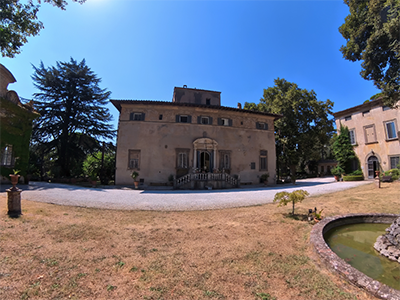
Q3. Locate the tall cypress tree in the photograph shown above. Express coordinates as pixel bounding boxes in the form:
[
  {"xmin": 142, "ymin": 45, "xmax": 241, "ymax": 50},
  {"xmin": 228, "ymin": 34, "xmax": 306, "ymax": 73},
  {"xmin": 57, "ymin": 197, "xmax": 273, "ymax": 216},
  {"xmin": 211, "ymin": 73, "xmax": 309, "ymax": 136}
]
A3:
[
  {"xmin": 332, "ymin": 124, "xmax": 357, "ymax": 174},
  {"xmin": 32, "ymin": 58, "xmax": 114, "ymax": 177}
]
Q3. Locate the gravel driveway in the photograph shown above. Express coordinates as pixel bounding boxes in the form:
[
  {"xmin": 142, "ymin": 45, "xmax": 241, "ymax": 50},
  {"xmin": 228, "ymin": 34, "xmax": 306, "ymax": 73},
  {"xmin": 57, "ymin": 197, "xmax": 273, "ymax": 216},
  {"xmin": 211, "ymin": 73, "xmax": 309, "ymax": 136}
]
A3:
[{"xmin": 1, "ymin": 178, "xmax": 372, "ymax": 211}]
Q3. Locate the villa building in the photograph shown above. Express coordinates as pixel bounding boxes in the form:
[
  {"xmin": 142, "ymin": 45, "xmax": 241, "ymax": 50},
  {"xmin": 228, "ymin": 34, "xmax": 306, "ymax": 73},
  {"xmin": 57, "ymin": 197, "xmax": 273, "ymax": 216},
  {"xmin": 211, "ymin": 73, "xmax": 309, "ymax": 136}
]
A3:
[
  {"xmin": 0, "ymin": 64, "xmax": 39, "ymax": 182},
  {"xmin": 333, "ymin": 99, "xmax": 399, "ymax": 179},
  {"xmin": 111, "ymin": 86, "xmax": 281, "ymax": 188}
]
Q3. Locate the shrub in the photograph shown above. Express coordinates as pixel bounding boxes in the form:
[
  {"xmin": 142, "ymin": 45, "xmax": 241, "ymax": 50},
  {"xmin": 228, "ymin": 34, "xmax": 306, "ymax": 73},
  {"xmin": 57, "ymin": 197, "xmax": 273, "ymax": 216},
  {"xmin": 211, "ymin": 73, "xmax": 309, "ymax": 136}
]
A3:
[
  {"xmin": 349, "ymin": 170, "xmax": 363, "ymax": 176},
  {"xmin": 342, "ymin": 175, "xmax": 364, "ymax": 181},
  {"xmin": 273, "ymin": 189, "xmax": 310, "ymax": 215},
  {"xmin": 384, "ymin": 169, "xmax": 400, "ymax": 181}
]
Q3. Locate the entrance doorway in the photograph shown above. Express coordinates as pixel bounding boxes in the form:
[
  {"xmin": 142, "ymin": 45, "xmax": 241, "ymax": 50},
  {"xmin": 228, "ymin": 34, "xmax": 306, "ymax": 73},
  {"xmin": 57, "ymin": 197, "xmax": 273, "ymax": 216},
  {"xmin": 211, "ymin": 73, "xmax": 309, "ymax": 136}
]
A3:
[
  {"xmin": 367, "ymin": 156, "xmax": 379, "ymax": 178},
  {"xmin": 200, "ymin": 151, "xmax": 211, "ymax": 172}
]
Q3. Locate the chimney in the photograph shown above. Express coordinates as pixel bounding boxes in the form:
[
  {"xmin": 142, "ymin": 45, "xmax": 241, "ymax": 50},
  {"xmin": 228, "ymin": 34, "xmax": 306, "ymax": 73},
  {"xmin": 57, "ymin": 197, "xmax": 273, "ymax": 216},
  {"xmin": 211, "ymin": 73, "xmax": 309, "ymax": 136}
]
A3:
[{"xmin": 237, "ymin": 103, "xmax": 242, "ymax": 109}]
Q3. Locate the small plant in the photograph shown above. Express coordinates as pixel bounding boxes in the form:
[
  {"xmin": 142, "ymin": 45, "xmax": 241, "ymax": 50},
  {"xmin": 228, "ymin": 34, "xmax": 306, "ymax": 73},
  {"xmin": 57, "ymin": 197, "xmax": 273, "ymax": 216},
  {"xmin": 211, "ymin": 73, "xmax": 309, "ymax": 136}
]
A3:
[
  {"xmin": 314, "ymin": 209, "xmax": 324, "ymax": 220},
  {"xmin": 131, "ymin": 171, "xmax": 139, "ymax": 181},
  {"xmin": 168, "ymin": 174, "xmax": 174, "ymax": 182},
  {"xmin": 12, "ymin": 169, "xmax": 21, "ymax": 175},
  {"xmin": 273, "ymin": 189, "xmax": 310, "ymax": 215},
  {"xmin": 260, "ymin": 173, "xmax": 269, "ymax": 182},
  {"xmin": 106, "ymin": 284, "xmax": 116, "ymax": 291}
]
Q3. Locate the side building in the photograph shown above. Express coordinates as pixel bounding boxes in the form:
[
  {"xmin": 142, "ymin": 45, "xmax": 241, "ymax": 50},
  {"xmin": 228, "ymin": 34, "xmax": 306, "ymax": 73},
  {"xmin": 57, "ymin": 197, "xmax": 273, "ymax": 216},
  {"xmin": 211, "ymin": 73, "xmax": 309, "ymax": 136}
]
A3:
[
  {"xmin": 111, "ymin": 86, "xmax": 281, "ymax": 188},
  {"xmin": 0, "ymin": 64, "xmax": 39, "ymax": 183},
  {"xmin": 333, "ymin": 99, "xmax": 399, "ymax": 179}
]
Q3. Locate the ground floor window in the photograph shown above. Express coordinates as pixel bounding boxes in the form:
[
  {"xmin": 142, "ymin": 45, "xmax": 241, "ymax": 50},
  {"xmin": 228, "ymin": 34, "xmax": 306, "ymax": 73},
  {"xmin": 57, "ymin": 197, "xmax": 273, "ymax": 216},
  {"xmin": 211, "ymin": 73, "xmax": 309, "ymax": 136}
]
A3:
[
  {"xmin": 219, "ymin": 150, "xmax": 231, "ymax": 170},
  {"xmin": 176, "ymin": 148, "xmax": 190, "ymax": 169},
  {"xmin": 128, "ymin": 149, "xmax": 140, "ymax": 170},
  {"xmin": 1, "ymin": 145, "xmax": 14, "ymax": 167},
  {"xmin": 259, "ymin": 150, "xmax": 267, "ymax": 171},
  {"xmin": 389, "ymin": 156, "xmax": 399, "ymax": 169}
]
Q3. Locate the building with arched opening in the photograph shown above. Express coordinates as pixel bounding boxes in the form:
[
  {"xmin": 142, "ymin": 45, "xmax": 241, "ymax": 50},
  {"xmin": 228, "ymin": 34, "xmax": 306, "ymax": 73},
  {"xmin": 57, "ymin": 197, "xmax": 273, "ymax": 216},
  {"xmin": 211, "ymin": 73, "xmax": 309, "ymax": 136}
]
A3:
[
  {"xmin": 333, "ymin": 99, "xmax": 399, "ymax": 179},
  {"xmin": 111, "ymin": 86, "xmax": 281, "ymax": 188}
]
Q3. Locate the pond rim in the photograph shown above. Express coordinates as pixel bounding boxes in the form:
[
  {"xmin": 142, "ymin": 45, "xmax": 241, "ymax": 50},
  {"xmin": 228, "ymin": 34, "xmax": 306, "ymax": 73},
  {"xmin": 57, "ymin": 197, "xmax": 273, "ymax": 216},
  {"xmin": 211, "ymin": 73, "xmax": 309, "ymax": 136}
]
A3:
[{"xmin": 310, "ymin": 213, "xmax": 400, "ymax": 300}]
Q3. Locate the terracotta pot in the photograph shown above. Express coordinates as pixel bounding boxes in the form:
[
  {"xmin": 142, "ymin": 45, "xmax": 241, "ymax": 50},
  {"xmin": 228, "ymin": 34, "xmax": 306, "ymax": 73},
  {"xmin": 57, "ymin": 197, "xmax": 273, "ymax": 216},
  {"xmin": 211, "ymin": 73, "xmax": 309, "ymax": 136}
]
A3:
[
  {"xmin": 134, "ymin": 181, "xmax": 139, "ymax": 189},
  {"xmin": 10, "ymin": 174, "xmax": 20, "ymax": 186}
]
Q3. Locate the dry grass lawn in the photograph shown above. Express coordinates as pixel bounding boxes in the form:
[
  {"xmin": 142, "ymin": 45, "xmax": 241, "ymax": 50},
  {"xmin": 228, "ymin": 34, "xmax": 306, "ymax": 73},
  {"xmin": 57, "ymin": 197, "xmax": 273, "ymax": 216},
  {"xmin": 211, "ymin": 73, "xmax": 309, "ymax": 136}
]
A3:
[{"xmin": 0, "ymin": 181, "xmax": 399, "ymax": 300}]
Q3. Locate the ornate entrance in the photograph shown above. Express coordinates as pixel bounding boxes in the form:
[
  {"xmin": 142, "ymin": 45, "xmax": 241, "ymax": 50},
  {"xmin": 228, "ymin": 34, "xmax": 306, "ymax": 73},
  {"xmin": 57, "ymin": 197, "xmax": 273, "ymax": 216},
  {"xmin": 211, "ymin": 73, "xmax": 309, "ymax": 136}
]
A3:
[
  {"xmin": 367, "ymin": 156, "xmax": 379, "ymax": 178},
  {"xmin": 193, "ymin": 138, "xmax": 218, "ymax": 172}
]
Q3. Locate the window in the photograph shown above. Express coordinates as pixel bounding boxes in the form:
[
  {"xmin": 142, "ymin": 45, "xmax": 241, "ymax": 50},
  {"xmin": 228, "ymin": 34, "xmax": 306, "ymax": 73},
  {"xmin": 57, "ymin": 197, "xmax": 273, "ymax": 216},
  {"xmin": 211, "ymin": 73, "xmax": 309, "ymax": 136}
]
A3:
[
  {"xmin": 349, "ymin": 129, "xmax": 356, "ymax": 145},
  {"xmin": 382, "ymin": 106, "xmax": 391, "ymax": 111},
  {"xmin": 256, "ymin": 122, "xmax": 268, "ymax": 130},
  {"xmin": 364, "ymin": 125, "xmax": 377, "ymax": 144},
  {"xmin": 218, "ymin": 118, "xmax": 232, "ymax": 126},
  {"xmin": 206, "ymin": 98, "xmax": 211, "ymax": 105},
  {"xmin": 128, "ymin": 150, "xmax": 140, "ymax": 170},
  {"xmin": 344, "ymin": 115, "xmax": 352, "ymax": 121},
  {"xmin": 389, "ymin": 156, "xmax": 400, "ymax": 169},
  {"xmin": 259, "ymin": 150, "xmax": 267, "ymax": 171},
  {"xmin": 250, "ymin": 162, "xmax": 256, "ymax": 170},
  {"xmin": 362, "ymin": 110, "xmax": 370, "ymax": 116},
  {"xmin": 176, "ymin": 148, "xmax": 190, "ymax": 169},
  {"xmin": 176, "ymin": 115, "xmax": 192, "ymax": 123},
  {"xmin": 198, "ymin": 116, "xmax": 212, "ymax": 125},
  {"xmin": 219, "ymin": 150, "xmax": 231, "ymax": 170},
  {"xmin": 1, "ymin": 145, "xmax": 14, "ymax": 167},
  {"xmin": 385, "ymin": 120, "xmax": 398, "ymax": 140},
  {"xmin": 159, "ymin": 114, "xmax": 163, "ymax": 120},
  {"xmin": 130, "ymin": 112, "xmax": 145, "ymax": 121}
]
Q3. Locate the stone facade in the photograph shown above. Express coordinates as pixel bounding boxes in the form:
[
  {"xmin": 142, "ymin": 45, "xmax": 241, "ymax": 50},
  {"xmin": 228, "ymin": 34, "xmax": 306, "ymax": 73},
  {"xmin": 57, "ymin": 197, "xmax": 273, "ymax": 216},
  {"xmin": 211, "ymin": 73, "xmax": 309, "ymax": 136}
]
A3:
[
  {"xmin": 333, "ymin": 100, "xmax": 400, "ymax": 179},
  {"xmin": 111, "ymin": 86, "xmax": 281, "ymax": 187}
]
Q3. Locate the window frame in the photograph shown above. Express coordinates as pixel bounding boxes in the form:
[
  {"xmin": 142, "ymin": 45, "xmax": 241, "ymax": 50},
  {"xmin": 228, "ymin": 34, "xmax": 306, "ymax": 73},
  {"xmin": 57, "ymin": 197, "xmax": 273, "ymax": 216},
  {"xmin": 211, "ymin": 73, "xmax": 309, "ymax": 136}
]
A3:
[
  {"xmin": 259, "ymin": 150, "xmax": 268, "ymax": 171},
  {"xmin": 128, "ymin": 149, "xmax": 141, "ymax": 170},
  {"xmin": 349, "ymin": 128, "xmax": 356, "ymax": 145},
  {"xmin": 389, "ymin": 155, "xmax": 400, "ymax": 169},
  {"xmin": 218, "ymin": 150, "xmax": 231, "ymax": 170},
  {"xmin": 1, "ymin": 145, "xmax": 14, "ymax": 167},
  {"xmin": 218, "ymin": 117, "xmax": 232, "ymax": 126},
  {"xmin": 256, "ymin": 122, "xmax": 268, "ymax": 130},
  {"xmin": 176, "ymin": 114, "xmax": 192, "ymax": 123},
  {"xmin": 384, "ymin": 120, "xmax": 398, "ymax": 140},
  {"xmin": 344, "ymin": 115, "xmax": 352, "ymax": 121},
  {"xmin": 176, "ymin": 148, "xmax": 190, "ymax": 169},
  {"xmin": 130, "ymin": 112, "xmax": 145, "ymax": 121}
]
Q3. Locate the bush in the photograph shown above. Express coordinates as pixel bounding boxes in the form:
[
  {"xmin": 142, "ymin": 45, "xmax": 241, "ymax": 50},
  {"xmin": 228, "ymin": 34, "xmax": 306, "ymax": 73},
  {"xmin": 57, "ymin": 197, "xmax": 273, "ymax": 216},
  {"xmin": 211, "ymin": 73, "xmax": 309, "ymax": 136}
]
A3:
[
  {"xmin": 342, "ymin": 175, "xmax": 364, "ymax": 181},
  {"xmin": 384, "ymin": 169, "xmax": 400, "ymax": 181},
  {"xmin": 349, "ymin": 170, "xmax": 363, "ymax": 176}
]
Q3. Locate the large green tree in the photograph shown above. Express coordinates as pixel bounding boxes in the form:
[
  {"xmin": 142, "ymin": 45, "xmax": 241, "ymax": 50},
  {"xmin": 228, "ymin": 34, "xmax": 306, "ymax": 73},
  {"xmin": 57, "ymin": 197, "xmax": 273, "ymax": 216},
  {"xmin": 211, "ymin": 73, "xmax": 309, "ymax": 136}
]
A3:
[
  {"xmin": 0, "ymin": 0, "xmax": 85, "ymax": 58},
  {"xmin": 32, "ymin": 58, "xmax": 114, "ymax": 177},
  {"xmin": 244, "ymin": 78, "xmax": 334, "ymax": 178},
  {"xmin": 339, "ymin": 0, "xmax": 400, "ymax": 108}
]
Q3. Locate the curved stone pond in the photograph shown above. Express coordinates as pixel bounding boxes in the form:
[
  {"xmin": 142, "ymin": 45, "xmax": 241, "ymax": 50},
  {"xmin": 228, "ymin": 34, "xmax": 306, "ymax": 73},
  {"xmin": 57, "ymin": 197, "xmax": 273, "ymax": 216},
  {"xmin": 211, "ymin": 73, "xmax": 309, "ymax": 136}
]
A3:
[{"xmin": 310, "ymin": 213, "xmax": 400, "ymax": 300}]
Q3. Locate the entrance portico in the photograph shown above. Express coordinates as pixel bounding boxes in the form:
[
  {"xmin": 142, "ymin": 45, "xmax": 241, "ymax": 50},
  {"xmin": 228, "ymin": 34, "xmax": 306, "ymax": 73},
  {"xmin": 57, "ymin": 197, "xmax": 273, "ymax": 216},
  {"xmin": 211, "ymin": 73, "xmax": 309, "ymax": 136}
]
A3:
[{"xmin": 193, "ymin": 138, "xmax": 218, "ymax": 172}]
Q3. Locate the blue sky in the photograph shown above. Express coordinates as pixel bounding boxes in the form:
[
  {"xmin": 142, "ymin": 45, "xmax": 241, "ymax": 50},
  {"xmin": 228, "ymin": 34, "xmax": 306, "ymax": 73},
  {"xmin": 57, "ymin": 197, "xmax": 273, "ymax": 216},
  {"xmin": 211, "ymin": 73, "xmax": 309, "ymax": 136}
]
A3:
[{"xmin": 2, "ymin": 0, "xmax": 380, "ymax": 131}]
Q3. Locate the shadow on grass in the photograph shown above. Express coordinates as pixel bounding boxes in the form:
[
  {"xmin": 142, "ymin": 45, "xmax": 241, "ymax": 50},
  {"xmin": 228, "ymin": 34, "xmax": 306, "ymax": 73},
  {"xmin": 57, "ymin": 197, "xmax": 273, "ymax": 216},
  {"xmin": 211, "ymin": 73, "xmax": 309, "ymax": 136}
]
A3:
[{"xmin": 282, "ymin": 213, "xmax": 309, "ymax": 222}]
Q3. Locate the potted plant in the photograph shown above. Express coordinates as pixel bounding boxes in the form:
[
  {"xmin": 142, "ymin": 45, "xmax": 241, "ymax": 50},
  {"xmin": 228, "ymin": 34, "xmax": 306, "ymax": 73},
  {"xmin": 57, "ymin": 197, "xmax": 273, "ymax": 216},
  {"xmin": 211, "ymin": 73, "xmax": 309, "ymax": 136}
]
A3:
[
  {"xmin": 9, "ymin": 169, "xmax": 21, "ymax": 189},
  {"xmin": 131, "ymin": 171, "xmax": 139, "ymax": 189},
  {"xmin": 331, "ymin": 166, "xmax": 344, "ymax": 181},
  {"xmin": 260, "ymin": 173, "xmax": 269, "ymax": 185}
]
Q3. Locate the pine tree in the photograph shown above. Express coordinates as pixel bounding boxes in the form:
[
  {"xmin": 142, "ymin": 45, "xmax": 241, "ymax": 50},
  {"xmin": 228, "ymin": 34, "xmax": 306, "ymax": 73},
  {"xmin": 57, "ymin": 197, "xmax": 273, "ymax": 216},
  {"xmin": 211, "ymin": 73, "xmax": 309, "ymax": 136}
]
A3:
[{"xmin": 32, "ymin": 58, "xmax": 114, "ymax": 177}]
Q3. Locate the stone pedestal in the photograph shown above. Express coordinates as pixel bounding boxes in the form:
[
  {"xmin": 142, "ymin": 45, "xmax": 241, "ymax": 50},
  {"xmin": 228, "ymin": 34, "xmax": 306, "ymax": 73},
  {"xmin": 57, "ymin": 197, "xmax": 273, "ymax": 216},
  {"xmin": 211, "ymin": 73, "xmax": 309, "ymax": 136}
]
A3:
[{"xmin": 7, "ymin": 188, "xmax": 22, "ymax": 217}]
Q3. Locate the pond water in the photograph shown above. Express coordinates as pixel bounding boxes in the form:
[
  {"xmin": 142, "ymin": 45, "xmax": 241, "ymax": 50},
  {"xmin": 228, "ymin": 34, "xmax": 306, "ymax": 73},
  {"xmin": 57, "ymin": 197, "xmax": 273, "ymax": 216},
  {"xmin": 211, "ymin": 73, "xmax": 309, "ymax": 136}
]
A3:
[{"xmin": 325, "ymin": 223, "xmax": 400, "ymax": 290}]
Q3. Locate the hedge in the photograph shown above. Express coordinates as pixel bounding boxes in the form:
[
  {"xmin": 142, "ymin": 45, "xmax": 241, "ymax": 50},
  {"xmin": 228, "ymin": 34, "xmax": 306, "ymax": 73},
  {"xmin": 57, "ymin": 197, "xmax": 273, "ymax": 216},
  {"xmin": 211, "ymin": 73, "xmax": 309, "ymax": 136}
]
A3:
[{"xmin": 343, "ymin": 175, "xmax": 364, "ymax": 181}]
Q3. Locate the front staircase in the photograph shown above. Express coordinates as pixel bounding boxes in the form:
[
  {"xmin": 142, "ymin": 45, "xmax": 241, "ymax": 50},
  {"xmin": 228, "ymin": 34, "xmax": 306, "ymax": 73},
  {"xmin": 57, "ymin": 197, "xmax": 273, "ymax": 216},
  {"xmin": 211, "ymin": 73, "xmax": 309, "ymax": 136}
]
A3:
[{"xmin": 174, "ymin": 172, "xmax": 240, "ymax": 189}]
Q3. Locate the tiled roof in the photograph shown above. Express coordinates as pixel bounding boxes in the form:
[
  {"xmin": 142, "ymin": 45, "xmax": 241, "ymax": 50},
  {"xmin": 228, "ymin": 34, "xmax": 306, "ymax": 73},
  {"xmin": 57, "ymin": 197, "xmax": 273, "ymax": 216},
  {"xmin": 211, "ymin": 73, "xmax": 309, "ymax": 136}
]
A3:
[
  {"xmin": 332, "ymin": 99, "xmax": 383, "ymax": 119},
  {"xmin": 110, "ymin": 99, "xmax": 282, "ymax": 120}
]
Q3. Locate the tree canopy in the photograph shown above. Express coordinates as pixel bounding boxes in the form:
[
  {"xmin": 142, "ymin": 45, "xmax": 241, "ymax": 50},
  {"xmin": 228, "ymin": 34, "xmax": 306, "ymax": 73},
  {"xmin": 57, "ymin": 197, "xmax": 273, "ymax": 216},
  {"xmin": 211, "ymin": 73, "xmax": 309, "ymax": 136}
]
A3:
[
  {"xmin": 32, "ymin": 58, "xmax": 114, "ymax": 177},
  {"xmin": 0, "ymin": 0, "xmax": 85, "ymax": 58},
  {"xmin": 339, "ymin": 0, "xmax": 400, "ymax": 108},
  {"xmin": 244, "ymin": 78, "xmax": 334, "ymax": 177}
]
